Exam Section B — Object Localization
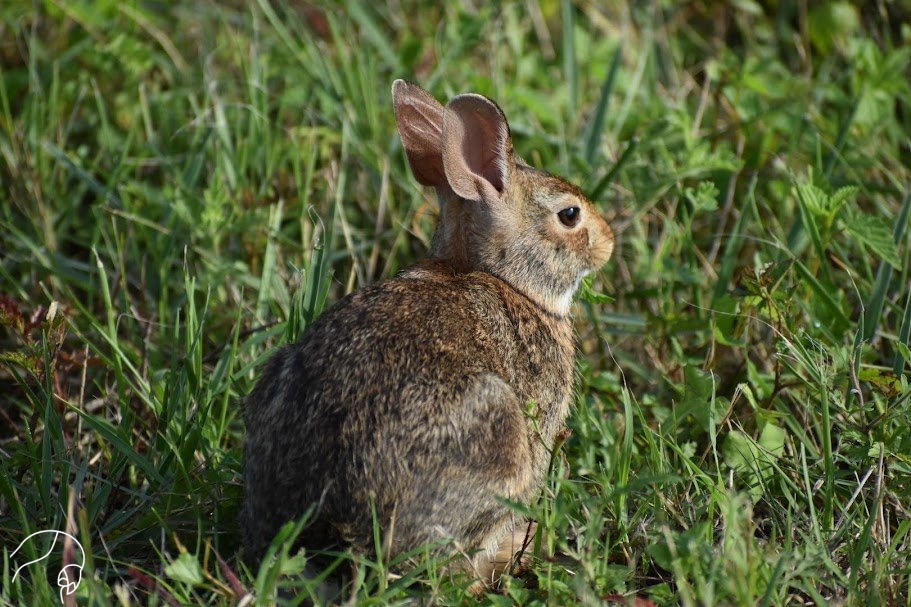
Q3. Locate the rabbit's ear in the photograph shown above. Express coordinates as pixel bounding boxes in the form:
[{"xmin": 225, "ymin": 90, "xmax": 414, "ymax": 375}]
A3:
[
  {"xmin": 442, "ymin": 94, "xmax": 514, "ymax": 203},
  {"xmin": 392, "ymin": 80, "xmax": 447, "ymax": 188}
]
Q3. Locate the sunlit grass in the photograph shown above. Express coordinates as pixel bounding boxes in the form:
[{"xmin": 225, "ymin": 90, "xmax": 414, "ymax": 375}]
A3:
[{"xmin": 1, "ymin": 1, "xmax": 910, "ymax": 605}]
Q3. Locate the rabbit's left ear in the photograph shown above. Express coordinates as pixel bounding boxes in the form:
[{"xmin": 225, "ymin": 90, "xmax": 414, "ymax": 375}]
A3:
[
  {"xmin": 392, "ymin": 79, "xmax": 447, "ymax": 189},
  {"xmin": 441, "ymin": 94, "xmax": 514, "ymax": 204}
]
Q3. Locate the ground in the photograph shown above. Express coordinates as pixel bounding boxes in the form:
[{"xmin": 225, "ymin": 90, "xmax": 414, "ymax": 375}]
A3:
[{"xmin": 1, "ymin": 1, "xmax": 910, "ymax": 605}]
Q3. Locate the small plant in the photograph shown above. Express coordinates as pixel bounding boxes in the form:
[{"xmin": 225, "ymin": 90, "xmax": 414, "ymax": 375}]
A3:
[{"xmin": 1, "ymin": 1, "xmax": 909, "ymax": 605}]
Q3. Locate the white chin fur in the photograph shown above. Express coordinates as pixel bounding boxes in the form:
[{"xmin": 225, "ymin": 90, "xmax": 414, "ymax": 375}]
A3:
[
  {"xmin": 554, "ymin": 291, "xmax": 574, "ymax": 316},
  {"xmin": 554, "ymin": 271, "xmax": 589, "ymax": 316}
]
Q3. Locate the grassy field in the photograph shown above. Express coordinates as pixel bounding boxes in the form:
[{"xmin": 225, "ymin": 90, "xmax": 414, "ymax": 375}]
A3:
[{"xmin": 2, "ymin": 1, "xmax": 910, "ymax": 605}]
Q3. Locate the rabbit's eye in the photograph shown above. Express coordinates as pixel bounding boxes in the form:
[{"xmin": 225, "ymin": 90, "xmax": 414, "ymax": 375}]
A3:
[{"xmin": 558, "ymin": 206, "xmax": 581, "ymax": 227}]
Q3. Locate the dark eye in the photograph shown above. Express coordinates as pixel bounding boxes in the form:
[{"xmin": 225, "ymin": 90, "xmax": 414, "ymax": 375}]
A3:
[{"xmin": 557, "ymin": 206, "xmax": 581, "ymax": 227}]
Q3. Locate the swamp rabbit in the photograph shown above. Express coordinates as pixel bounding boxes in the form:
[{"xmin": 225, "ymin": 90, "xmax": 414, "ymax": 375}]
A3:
[{"xmin": 242, "ymin": 80, "xmax": 615, "ymax": 586}]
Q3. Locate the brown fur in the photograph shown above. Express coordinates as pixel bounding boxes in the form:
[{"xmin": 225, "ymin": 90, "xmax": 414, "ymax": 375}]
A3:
[{"xmin": 242, "ymin": 81, "xmax": 614, "ymax": 585}]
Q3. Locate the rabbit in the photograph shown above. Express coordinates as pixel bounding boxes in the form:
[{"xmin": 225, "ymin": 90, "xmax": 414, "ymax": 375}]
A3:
[{"xmin": 241, "ymin": 79, "xmax": 615, "ymax": 587}]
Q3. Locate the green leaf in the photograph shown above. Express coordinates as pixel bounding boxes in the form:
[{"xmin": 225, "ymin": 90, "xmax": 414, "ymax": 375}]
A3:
[
  {"xmin": 829, "ymin": 186, "xmax": 860, "ymax": 212},
  {"xmin": 723, "ymin": 430, "xmax": 761, "ymax": 477},
  {"xmin": 578, "ymin": 275, "xmax": 615, "ymax": 304},
  {"xmin": 795, "ymin": 181, "xmax": 856, "ymax": 228},
  {"xmin": 684, "ymin": 181, "xmax": 719, "ymax": 213},
  {"xmin": 867, "ymin": 441, "xmax": 886, "ymax": 459},
  {"xmin": 796, "ymin": 182, "xmax": 830, "ymax": 218},
  {"xmin": 896, "ymin": 342, "xmax": 911, "ymax": 366},
  {"xmin": 647, "ymin": 541, "xmax": 674, "ymax": 571},
  {"xmin": 843, "ymin": 212, "xmax": 902, "ymax": 268},
  {"xmin": 758, "ymin": 423, "xmax": 786, "ymax": 457},
  {"xmin": 858, "ymin": 367, "xmax": 903, "ymax": 397},
  {"xmin": 723, "ymin": 426, "xmax": 783, "ymax": 499},
  {"xmin": 165, "ymin": 552, "xmax": 203, "ymax": 586}
]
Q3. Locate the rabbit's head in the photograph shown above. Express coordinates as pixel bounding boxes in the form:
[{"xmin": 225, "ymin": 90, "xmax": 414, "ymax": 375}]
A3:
[{"xmin": 393, "ymin": 80, "xmax": 614, "ymax": 316}]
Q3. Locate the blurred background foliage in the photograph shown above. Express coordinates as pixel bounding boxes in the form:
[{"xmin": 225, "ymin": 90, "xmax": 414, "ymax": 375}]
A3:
[{"xmin": 1, "ymin": 1, "xmax": 910, "ymax": 604}]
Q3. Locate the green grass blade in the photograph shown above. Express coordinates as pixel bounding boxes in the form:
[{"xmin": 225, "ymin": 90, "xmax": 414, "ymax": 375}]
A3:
[
  {"xmin": 561, "ymin": 0, "xmax": 577, "ymax": 124},
  {"xmin": 586, "ymin": 137, "xmax": 638, "ymax": 202},
  {"xmin": 256, "ymin": 200, "xmax": 283, "ymax": 323},
  {"xmin": 863, "ymin": 181, "xmax": 911, "ymax": 341},
  {"xmin": 894, "ymin": 287, "xmax": 911, "ymax": 374},
  {"xmin": 583, "ymin": 45, "xmax": 621, "ymax": 163}
]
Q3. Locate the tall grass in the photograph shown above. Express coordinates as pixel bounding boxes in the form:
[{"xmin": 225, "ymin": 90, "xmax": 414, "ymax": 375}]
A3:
[{"xmin": 1, "ymin": 1, "xmax": 910, "ymax": 605}]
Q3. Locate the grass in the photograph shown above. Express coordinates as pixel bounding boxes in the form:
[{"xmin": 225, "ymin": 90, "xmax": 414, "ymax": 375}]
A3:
[{"xmin": 1, "ymin": 1, "xmax": 910, "ymax": 605}]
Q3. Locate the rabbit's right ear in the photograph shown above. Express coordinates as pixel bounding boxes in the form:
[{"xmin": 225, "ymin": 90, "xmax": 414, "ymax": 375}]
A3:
[
  {"xmin": 441, "ymin": 94, "xmax": 514, "ymax": 204},
  {"xmin": 392, "ymin": 80, "xmax": 447, "ymax": 189}
]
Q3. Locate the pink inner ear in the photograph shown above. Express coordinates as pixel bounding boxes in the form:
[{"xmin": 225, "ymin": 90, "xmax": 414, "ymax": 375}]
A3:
[
  {"xmin": 442, "ymin": 94, "xmax": 512, "ymax": 202},
  {"xmin": 461, "ymin": 110, "xmax": 506, "ymax": 193}
]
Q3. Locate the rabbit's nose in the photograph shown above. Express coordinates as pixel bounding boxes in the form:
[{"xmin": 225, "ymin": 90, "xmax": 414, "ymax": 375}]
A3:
[{"xmin": 589, "ymin": 224, "xmax": 615, "ymax": 267}]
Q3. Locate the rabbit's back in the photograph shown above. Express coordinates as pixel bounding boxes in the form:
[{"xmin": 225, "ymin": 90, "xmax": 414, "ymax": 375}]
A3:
[{"xmin": 242, "ymin": 261, "xmax": 574, "ymax": 562}]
